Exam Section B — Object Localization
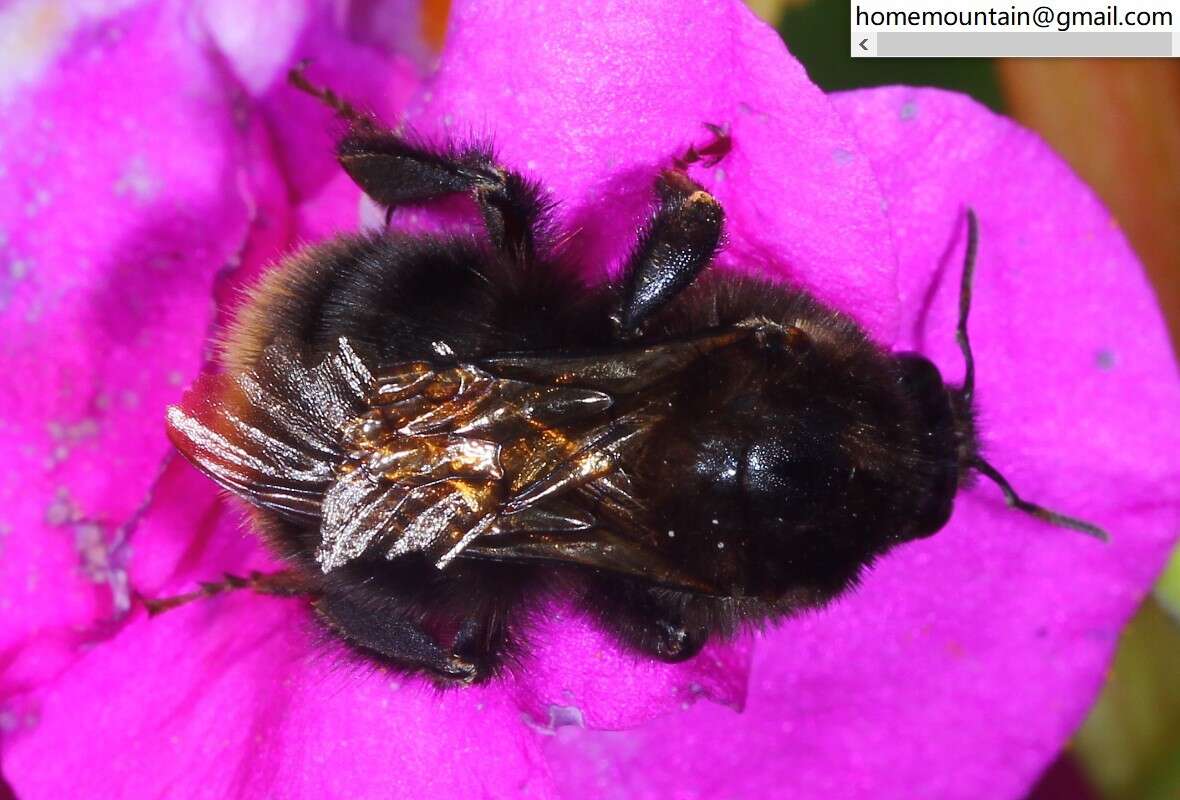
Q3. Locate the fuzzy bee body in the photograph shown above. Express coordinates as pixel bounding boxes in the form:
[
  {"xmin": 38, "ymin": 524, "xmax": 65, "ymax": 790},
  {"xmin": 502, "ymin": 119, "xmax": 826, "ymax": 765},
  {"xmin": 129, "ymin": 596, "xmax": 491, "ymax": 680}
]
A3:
[{"xmin": 163, "ymin": 73, "xmax": 1103, "ymax": 684}]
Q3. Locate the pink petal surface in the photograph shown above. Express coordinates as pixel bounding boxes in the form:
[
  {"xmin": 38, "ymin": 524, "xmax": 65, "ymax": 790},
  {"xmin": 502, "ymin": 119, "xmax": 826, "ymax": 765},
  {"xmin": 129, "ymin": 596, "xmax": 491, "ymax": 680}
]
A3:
[
  {"xmin": 537, "ymin": 87, "xmax": 1180, "ymax": 799},
  {"xmin": 0, "ymin": 0, "xmax": 271, "ymax": 703},
  {"xmin": 8, "ymin": 464, "xmax": 553, "ymax": 799},
  {"xmin": 201, "ymin": 0, "xmax": 419, "ymax": 244},
  {"xmin": 20, "ymin": 606, "xmax": 548, "ymax": 799}
]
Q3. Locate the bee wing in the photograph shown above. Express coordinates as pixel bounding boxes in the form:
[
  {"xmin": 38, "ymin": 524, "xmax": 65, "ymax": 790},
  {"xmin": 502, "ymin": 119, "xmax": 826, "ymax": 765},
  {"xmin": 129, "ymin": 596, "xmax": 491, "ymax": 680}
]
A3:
[
  {"xmin": 168, "ymin": 333, "xmax": 733, "ymax": 588},
  {"xmin": 167, "ymin": 338, "xmax": 506, "ymax": 571},
  {"xmin": 316, "ymin": 468, "xmax": 499, "ymax": 571},
  {"xmin": 166, "ymin": 337, "xmax": 372, "ymax": 518},
  {"xmin": 480, "ymin": 325, "xmax": 752, "ymax": 394},
  {"xmin": 463, "ymin": 527, "xmax": 719, "ymax": 593},
  {"xmin": 315, "ymin": 360, "xmax": 627, "ymax": 572},
  {"xmin": 461, "ymin": 474, "xmax": 720, "ymax": 595},
  {"xmin": 167, "ymin": 337, "xmax": 654, "ymax": 576},
  {"xmin": 455, "ymin": 336, "xmax": 758, "ymax": 593}
]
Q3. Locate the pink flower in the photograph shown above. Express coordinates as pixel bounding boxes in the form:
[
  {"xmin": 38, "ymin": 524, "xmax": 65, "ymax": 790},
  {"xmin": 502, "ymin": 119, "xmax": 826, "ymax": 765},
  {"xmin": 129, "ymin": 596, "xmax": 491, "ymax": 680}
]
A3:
[{"xmin": 2, "ymin": 0, "xmax": 1177, "ymax": 797}]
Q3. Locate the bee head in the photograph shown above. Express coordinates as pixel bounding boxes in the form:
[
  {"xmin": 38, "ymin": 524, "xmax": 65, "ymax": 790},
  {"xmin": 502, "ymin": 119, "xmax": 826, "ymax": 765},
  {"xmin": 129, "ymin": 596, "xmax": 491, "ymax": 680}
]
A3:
[
  {"xmin": 891, "ymin": 352, "xmax": 977, "ymax": 539},
  {"xmin": 874, "ymin": 210, "xmax": 1105, "ymax": 545}
]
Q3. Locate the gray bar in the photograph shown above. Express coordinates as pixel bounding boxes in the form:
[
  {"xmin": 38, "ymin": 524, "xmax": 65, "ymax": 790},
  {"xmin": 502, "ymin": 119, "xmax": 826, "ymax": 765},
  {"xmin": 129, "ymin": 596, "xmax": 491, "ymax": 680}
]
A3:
[{"xmin": 876, "ymin": 31, "xmax": 1171, "ymax": 57}]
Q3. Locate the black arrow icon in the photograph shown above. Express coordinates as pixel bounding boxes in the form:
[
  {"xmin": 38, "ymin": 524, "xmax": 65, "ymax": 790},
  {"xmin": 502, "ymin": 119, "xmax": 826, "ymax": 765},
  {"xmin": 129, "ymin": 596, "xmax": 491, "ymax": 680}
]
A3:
[{"xmin": 859, "ymin": 38, "xmax": 869, "ymax": 51}]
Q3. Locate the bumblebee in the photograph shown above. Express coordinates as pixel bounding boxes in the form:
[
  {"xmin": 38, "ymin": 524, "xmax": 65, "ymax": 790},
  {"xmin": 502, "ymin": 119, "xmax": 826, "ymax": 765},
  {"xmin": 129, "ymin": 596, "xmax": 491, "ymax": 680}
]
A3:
[{"xmin": 160, "ymin": 71, "xmax": 1104, "ymax": 684}]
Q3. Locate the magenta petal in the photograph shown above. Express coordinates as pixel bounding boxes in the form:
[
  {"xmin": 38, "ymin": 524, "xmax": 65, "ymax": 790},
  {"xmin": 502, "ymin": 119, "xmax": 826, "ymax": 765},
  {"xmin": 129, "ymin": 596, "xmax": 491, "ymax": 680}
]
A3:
[
  {"xmin": 201, "ymin": 0, "xmax": 420, "ymax": 242},
  {"xmin": 4, "ymin": 595, "xmax": 554, "ymax": 799},
  {"xmin": 196, "ymin": 0, "xmax": 422, "ymax": 287},
  {"xmin": 0, "ymin": 1, "xmax": 282, "ymax": 696},
  {"xmin": 508, "ymin": 600, "xmax": 754, "ymax": 731},
  {"xmin": 537, "ymin": 89, "xmax": 1180, "ymax": 799},
  {"xmin": 411, "ymin": 0, "xmax": 898, "ymax": 340},
  {"xmin": 8, "ymin": 464, "xmax": 551, "ymax": 798}
]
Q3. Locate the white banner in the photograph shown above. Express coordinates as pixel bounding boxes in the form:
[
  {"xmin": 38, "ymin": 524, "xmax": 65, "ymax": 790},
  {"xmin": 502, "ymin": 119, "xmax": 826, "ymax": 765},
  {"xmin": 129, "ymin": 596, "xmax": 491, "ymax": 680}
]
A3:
[{"xmin": 851, "ymin": 0, "xmax": 1179, "ymax": 56}]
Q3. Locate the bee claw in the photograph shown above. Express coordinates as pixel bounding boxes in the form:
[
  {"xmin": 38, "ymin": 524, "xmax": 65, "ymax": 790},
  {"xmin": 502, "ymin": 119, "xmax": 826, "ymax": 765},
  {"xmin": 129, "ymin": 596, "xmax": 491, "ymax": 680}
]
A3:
[
  {"xmin": 673, "ymin": 123, "xmax": 732, "ymax": 170},
  {"xmin": 434, "ymin": 655, "xmax": 484, "ymax": 686},
  {"xmin": 651, "ymin": 620, "xmax": 708, "ymax": 663}
]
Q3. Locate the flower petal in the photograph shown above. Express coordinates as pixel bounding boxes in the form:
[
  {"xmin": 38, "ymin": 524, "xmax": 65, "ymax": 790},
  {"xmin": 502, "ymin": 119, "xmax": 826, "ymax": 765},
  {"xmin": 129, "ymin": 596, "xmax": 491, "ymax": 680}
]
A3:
[
  {"xmin": 200, "ymin": 0, "xmax": 421, "ymax": 243},
  {"xmin": 0, "ymin": 0, "xmax": 280, "ymax": 701},
  {"xmin": 9, "ymin": 448, "xmax": 551, "ymax": 799},
  {"xmin": 4, "ymin": 589, "xmax": 555, "ymax": 800},
  {"xmin": 535, "ymin": 87, "xmax": 1180, "ymax": 800}
]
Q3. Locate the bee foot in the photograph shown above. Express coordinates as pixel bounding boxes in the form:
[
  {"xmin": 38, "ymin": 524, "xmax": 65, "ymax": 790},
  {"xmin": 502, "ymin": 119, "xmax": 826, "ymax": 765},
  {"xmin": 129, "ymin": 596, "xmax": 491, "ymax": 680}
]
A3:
[
  {"xmin": 673, "ymin": 123, "xmax": 732, "ymax": 170},
  {"xmin": 431, "ymin": 655, "xmax": 484, "ymax": 685},
  {"xmin": 651, "ymin": 619, "xmax": 708, "ymax": 663}
]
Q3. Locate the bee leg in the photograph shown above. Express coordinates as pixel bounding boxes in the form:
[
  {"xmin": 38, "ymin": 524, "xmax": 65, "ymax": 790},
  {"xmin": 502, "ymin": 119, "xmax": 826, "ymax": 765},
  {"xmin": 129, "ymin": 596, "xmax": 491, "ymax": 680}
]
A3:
[
  {"xmin": 585, "ymin": 577, "xmax": 710, "ymax": 662},
  {"xmin": 613, "ymin": 170, "xmax": 725, "ymax": 335},
  {"xmin": 342, "ymin": 135, "xmax": 543, "ymax": 259},
  {"xmin": 450, "ymin": 609, "xmax": 510, "ymax": 678},
  {"xmin": 140, "ymin": 570, "xmax": 313, "ymax": 616},
  {"xmin": 315, "ymin": 594, "xmax": 493, "ymax": 685},
  {"xmin": 672, "ymin": 123, "xmax": 732, "ymax": 170},
  {"xmin": 289, "ymin": 67, "xmax": 544, "ymax": 259},
  {"xmin": 313, "ymin": 560, "xmax": 531, "ymax": 685},
  {"xmin": 288, "ymin": 62, "xmax": 374, "ymax": 130}
]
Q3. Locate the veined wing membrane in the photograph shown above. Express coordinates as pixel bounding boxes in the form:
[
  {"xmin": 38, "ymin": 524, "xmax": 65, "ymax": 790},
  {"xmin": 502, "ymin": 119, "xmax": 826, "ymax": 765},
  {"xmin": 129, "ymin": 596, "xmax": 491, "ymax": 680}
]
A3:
[{"xmin": 168, "ymin": 334, "xmax": 725, "ymax": 585}]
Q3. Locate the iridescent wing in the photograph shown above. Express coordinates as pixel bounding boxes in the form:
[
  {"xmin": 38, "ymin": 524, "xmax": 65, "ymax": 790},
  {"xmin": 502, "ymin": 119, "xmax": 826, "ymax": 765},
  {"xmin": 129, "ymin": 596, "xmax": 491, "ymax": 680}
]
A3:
[
  {"xmin": 165, "ymin": 337, "xmax": 371, "ymax": 519},
  {"xmin": 168, "ymin": 330, "xmax": 750, "ymax": 592},
  {"xmin": 169, "ymin": 336, "xmax": 614, "ymax": 571},
  {"xmin": 461, "ymin": 474, "xmax": 719, "ymax": 593},
  {"xmin": 456, "ymin": 330, "xmax": 756, "ymax": 592},
  {"xmin": 317, "ymin": 354, "xmax": 624, "ymax": 572}
]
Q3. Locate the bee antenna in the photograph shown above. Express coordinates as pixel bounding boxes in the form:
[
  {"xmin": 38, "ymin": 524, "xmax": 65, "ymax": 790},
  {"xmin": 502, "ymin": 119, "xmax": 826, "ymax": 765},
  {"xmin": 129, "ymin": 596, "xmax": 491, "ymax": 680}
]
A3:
[
  {"xmin": 970, "ymin": 456, "xmax": 1109, "ymax": 541},
  {"xmin": 955, "ymin": 209, "xmax": 980, "ymax": 403},
  {"xmin": 956, "ymin": 210, "xmax": 1107, "ymax": 542},
  {"xmin": 287, "ymin": 61, "xmax": 373, "ymax": 130}
]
